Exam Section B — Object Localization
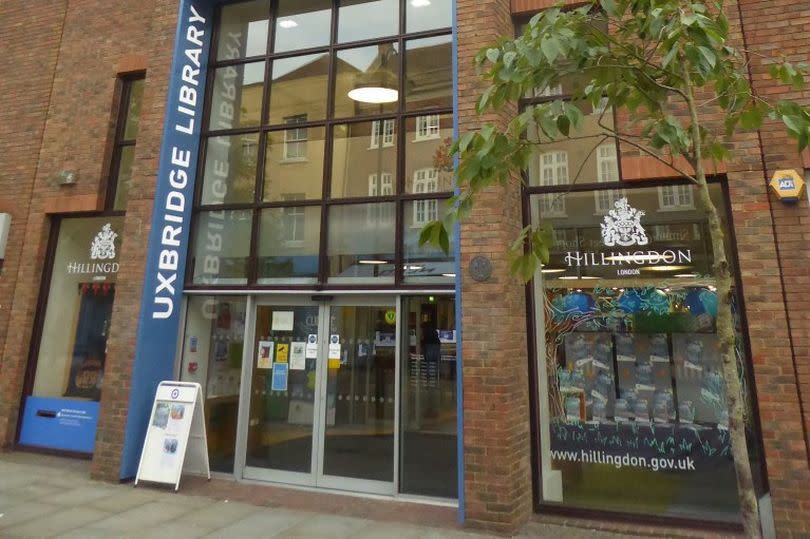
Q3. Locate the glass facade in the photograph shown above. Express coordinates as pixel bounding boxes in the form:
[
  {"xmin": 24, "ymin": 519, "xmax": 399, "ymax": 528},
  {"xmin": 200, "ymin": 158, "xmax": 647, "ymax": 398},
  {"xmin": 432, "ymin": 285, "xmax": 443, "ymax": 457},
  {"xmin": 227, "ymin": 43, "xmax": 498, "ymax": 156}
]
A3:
[
  {"xmin": 189, "ymin": 0, "xmax": 454, "ymax": 288},
  {"xmin": 528, "ymin": 182, "xmax": 762, "ymax": 522},
  {"xmin": 177, "ymin": 0, "xmax": 457, "ymax": 501}
]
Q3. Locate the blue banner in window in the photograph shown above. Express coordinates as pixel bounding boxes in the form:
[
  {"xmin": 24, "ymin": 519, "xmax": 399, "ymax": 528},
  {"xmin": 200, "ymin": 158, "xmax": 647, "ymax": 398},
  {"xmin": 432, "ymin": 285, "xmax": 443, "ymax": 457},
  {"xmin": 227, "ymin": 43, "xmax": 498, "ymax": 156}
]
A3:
[{"xmin": 19, "ymin": 397, "xmax": 99, "ymax": 454}]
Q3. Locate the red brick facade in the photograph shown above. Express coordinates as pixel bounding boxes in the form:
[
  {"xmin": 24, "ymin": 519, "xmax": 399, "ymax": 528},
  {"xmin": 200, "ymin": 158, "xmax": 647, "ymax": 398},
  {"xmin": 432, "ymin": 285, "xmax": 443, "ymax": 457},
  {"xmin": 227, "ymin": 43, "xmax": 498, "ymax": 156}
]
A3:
[{"xmin": 0, "ymin": 0, "xmax": 809, "ymax": 536}]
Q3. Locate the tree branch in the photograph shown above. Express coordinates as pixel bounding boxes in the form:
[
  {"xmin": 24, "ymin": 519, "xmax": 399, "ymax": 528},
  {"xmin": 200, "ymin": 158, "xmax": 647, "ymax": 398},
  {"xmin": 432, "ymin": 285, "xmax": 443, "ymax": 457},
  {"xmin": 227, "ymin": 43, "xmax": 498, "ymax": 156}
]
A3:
[{"xmin": 596, "ymin": 117, "xmax": 698, "ymax": 183}]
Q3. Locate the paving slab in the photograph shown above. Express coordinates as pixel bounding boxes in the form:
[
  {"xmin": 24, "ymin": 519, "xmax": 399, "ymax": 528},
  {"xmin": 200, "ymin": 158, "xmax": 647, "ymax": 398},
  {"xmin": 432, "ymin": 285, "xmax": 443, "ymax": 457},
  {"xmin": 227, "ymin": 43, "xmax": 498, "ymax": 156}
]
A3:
[
  {"xmin": 38, "ymin": 485, "xmax": 118, "ymax": 507},
  {"xmin": 201, "ymin": 507, "xmax": 310, "ymax": 539},
  {"xmin": 0, "ymin": 501, "xmax": 65, "ymax": 530},
  {"xmin": 2, "ymin": 506, "xmax": 111, "ymax": 538},
  {"xmin": 172, "ymin": 499, "xmax": 261, "ymax": 529},
  {"xmin": 85, "ymin": 486, "xmax": 161, "ymax": 512},
  {"xmin": 88, "ymin": 499, "xmax": 192, "ymax": 531},
  {"xmin": 276, "ymin": 513, "xmax": 372, "ymax": 538}
]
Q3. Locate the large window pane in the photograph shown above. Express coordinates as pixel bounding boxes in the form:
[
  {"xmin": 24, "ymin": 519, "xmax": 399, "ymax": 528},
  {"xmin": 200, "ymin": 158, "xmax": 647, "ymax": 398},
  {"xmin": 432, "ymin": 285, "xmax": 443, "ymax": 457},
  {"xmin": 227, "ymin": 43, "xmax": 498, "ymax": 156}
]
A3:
[
  {"xmin": 179, "ymin": 296, "xmax": 248, "ymax": 473},
  {"xmin": 274, "ymin": 0, "xmax": 331, "ymax": 53},
  {"xmin": 531, "ymin": 184, "xmax": 760, "ymax": 522},
  {"xmin": 403, "ymin": 199, "xmax": 454, "ymax": 283},
  {"xmin": 209, "ymin": 62, "xmax": 265, "ymax": 130},
  {"xmin": 32, "ymin": 217, "xmax": 123, "ymax": 402},
  {"xmin": 406, "ymin": 0, "xmax": 452, "ymax": 33},
  {"xmin": 337, "ymin": 0, "xmax": 398, "ymax": 43},
  {"xmin": 404, "ymin": 113, "xmax": 453, "ymax": 194},
  {"xmin": 331, "ymin": 121, "xmax": 397, "ymax": 198},
  {"xmin": 268, "ymin": 53, "xmax": 329, "ymax": 125},
  {"xmin": 122, "ymin": 78, "xmax": 144, "ymax": 140},
  {"xmin": 327, "ymin": 203, "xmax": 395, "ymax": 282},
  {"xmin": 200, "ymin": 134, "xmax": 258, "ymax": 205},
  {"xmin": 113, "ymin": 146, "xmax": 135, "ymax": 211},
  {"xmin": 405, "ymin": 36, "xmax": 452, "ymax": 111},
  {"xmin": 264, "ymin": 126, "xmax": 325, "ymax": 202},
  {"xmin": 191, "ymin": 210, "xmax": 252, "ymax": 285},
  {"xmin": 257, "ymin": 206, "xmax": 321, "ymax": 283},
  {"xmin": 215, "ymin": 0, "xmax": 269, "ymax": 61},
  {"xmin": 335, "ymin": 44, "xmax": 400, "ymax": 118},
  {"xmin": 526, "ymin": 103, "xmax": 617, "ymax": 188}
]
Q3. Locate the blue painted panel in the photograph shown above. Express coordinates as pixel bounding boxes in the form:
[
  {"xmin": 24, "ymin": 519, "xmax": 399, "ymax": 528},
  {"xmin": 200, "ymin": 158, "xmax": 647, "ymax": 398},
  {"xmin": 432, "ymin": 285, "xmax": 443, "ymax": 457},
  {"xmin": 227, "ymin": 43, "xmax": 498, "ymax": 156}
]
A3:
[
  {"xmin": 451, "ymin": 0, "xmax": 464, "ymax": 523},
  {"xmin": 18, "ymin": 397, "xmax": 99, "ymax": 453},
  {"xmin": 120, "ymin": 0, "xmax": 214, "ymax": 480}
]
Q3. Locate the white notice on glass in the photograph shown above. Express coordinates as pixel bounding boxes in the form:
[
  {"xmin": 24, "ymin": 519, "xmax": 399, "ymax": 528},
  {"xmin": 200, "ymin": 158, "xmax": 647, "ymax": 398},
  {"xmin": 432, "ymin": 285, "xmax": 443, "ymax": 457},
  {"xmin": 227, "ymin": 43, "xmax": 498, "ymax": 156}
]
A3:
[
  {"xmin": 272, "ymin": 311, "xmax": 294, "ymax": 332},
  {"xmin": 305, "ymin": 334, "xmax": 318, "ymax": 358},
  {"xmin": 289, "ymin": 341, "xmax": 306, "ymax": 370},
  {"xmin": 328, "ymin": 334, "xmax": 341, "ymax": 361}
]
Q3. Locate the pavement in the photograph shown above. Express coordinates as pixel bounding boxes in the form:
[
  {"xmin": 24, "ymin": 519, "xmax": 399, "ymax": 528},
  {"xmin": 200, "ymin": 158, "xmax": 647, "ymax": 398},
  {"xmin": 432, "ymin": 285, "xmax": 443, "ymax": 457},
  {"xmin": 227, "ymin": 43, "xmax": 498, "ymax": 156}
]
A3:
[{"xmin": 0, "ymin": 452, "xmax": 635, "ymax": 538}]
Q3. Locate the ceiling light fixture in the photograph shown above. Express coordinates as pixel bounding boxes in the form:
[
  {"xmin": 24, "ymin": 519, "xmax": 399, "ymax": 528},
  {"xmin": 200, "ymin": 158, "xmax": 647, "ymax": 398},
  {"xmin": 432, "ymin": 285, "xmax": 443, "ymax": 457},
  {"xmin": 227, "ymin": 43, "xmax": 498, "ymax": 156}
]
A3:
[
  {"xmin": 411, "ymin": 0, "xmax": 431, "ymax": 6},
  {"xmin": 348, "ymin": 44, "xmax": 399, "ymax": 104},
  {"xmin": 359, "ymin": 259, "xmax": 387, "ymax": 265},
  {"xmin": 540, "ymin": 268, "xmax": 567, "ymax": 274},
  {"xmin": 441, "ymin": 273, "xmax": 457, "ymax": 278},
  {"xmin": 278, "ymin": 19, "xmax": 298, "ymax": 29}
]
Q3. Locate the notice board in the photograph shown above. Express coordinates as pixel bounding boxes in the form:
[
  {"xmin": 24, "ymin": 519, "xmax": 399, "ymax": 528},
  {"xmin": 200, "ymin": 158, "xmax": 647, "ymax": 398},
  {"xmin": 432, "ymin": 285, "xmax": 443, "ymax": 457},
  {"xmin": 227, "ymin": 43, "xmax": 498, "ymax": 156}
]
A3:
[{"xmin": 135, "ymin": 381, "xmax": 210, "ymax": 490}]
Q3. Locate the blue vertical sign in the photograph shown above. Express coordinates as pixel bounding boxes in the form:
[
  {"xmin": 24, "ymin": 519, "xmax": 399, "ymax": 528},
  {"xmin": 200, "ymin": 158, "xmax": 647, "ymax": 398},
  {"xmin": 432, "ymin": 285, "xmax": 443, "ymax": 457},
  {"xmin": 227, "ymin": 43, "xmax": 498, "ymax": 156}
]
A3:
[{"xmin": 120, "ymin": 0, "xmax": 213, "ymax": 479}]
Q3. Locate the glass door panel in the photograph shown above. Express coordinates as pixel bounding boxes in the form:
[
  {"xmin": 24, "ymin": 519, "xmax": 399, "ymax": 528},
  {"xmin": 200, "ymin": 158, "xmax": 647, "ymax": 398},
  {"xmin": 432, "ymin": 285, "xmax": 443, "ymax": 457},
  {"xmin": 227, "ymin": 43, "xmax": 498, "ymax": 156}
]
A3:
[
  {"xmin": 320, "ymin": 303, "xmax": 397, "ymax": 487},
  {"xmin": 245, "ymin": 304, "xmax": 320, "ymax": 477},
  {"xmin": 399, "ymin": 295, "xmax": 458, "ymax": 498}
]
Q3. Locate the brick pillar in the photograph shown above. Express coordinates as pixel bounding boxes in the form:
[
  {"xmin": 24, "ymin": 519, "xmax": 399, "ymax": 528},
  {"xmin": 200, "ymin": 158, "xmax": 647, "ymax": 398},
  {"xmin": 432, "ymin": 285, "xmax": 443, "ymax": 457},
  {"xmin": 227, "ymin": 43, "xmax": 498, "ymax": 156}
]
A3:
[
  {"xmin": 0, "ymin": 0, "xmax": 67, "ymax": 448},
  {"xmin": 91, "ymin": 0, "xmax": 179, "ymax": 481},
  {"xmin": 457, "ymin": 0, "xmax": 534, "ymax": 533}
]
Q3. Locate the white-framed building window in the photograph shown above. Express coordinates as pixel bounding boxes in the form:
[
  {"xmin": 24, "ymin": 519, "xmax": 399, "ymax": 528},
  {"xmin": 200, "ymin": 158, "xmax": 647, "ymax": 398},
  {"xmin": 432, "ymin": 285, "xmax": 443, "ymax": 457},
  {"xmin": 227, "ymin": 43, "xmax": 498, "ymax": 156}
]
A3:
[
  {"xmin": 537, "ymin": 151, "xmax": 569, "ymax": 216},
  {"xmin": 370, "ymin": 119, "xmax": 395, "ymax": 149},
  {"xmin": 594, "ymin": 143, "xmax": 625, "ymax": 214},
  {"xmin": 367, "ymin": 173, "xmax": 394, "ymax": 225},
  {"xmin": 412, "ymin": 168, "xmax": 439, "ymax": 226},
  {"xmin": 414, "ymin": 114, "xmax": 440, "ymax": 141},
  {"xmin": 533, "ymin": 84, "xmax": 563, "ymax": 98},
  {"xmin": 283, "ymin": 114, "xmax": 308, "ymax": 161},
  {"xmin": 281, "ymin": 194, "xmax": 306, "ymax": 244},
  {"xmin": 242, "ymin": 138, "xmax": 258, "ymax": 160},
  {"xmin": 658, "ymin": 184, "xmax": 694, "ymax": 210}
]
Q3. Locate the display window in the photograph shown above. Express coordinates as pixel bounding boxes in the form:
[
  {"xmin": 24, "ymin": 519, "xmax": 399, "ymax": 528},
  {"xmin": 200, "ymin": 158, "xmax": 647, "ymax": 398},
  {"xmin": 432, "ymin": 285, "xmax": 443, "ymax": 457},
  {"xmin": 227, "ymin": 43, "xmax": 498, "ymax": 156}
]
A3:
[
  {"xmin": 18, "ymin": 217, "xmax": 123, "ymax": 453},
  {"xmin": 529, "ymin": 183, "xmax": 765, "ymax": 522},
  {"xmin": 31, "ymin": 217, "xmax": 123, "ymax": 402}
]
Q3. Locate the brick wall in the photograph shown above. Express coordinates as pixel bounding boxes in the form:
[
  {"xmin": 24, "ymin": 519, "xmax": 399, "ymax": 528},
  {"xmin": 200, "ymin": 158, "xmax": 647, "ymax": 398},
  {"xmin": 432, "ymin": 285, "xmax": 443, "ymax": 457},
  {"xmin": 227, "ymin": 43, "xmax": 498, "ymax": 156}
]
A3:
[
  {"xmin": 0, "ymin": 0, "xmax": 164, "ymax": 450},
  {"xmin": 736, "ymin": 0, "xmax": 810, "ymax": 535},
  {"xmin": 457, "ymin": 0, "xmax": 534, "ymax": 534},
  {"xmin": 0, "ymin": 0, "xmax": 68, "ymax": 447}
]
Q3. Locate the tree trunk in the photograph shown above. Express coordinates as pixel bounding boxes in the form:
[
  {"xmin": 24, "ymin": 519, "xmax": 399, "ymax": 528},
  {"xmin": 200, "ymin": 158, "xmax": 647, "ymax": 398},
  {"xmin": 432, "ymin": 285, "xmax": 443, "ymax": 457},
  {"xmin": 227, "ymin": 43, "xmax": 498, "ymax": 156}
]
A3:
[{"xmin": 682, "ymin": 62, "xmax": 762, "ymax": 538}]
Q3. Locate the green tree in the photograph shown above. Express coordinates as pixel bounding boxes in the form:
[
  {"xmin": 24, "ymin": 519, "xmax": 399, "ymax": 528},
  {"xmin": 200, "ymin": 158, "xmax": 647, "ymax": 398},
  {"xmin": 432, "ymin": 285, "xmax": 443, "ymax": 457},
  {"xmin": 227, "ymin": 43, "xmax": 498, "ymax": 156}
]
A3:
[{"xmin": 421, "ymin": 1, "xmax": 810, "ymax": 536}]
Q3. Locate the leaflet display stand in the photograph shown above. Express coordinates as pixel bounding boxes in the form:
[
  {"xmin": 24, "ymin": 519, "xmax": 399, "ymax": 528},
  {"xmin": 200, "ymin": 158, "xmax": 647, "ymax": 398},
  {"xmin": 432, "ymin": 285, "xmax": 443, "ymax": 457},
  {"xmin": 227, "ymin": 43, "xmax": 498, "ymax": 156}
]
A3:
[{"xmin": 135, "ymin": 381, "xmax": 210, "ymax": 491}]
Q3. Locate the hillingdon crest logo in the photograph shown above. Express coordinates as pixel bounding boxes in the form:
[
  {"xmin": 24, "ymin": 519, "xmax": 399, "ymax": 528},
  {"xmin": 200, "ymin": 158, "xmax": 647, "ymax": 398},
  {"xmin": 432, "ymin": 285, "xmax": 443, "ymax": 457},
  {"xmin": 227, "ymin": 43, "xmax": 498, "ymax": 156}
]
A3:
[
  {"xmin": 90, "ymin": 223, "xmax": 118, "ymax": 260},
  {"xmin": 66, "ymin": 222, "xmax": 120, "ymax": 278},
  {"xmin": 601, "ymin": 197, "xmax": 649, "ymax": 247},
  {"xmin": 562, "ymin": 197, "xmax": 692, "ymax": 277}
]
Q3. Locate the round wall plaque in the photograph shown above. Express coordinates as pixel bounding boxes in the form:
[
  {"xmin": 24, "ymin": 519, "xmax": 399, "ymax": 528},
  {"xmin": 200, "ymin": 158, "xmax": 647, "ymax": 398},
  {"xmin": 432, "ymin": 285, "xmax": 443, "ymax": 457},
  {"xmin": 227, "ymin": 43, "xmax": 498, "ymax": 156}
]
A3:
[{"xmin": 469, "ymin": 255, "xmax": 493, "ymax": 282}]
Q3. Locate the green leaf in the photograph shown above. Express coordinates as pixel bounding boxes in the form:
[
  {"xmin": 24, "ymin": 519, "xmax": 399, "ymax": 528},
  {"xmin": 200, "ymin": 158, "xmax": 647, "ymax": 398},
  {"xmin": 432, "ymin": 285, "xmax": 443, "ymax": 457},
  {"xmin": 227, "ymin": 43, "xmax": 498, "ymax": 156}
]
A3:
[
  {"xmin": 697, "ymin": 46, "xmax": 717, "ymax": 68},
  {"xmin": 599, "ymin": 0, "xmax": 618, "ymax": 16},
  {"xmin": 503, "ymin": 51, "xmax": 517, "ymax": 69},
  {"xmin": 556, "ymin": 114, "xmax": 571, "ymax": 136},
  {"xmin": 541, "ymin": 36, "xmax": 561, "ymax": 62},
  {"xmin": 485, "ymin": 47, "xmax": 500, "ymax": 64}
]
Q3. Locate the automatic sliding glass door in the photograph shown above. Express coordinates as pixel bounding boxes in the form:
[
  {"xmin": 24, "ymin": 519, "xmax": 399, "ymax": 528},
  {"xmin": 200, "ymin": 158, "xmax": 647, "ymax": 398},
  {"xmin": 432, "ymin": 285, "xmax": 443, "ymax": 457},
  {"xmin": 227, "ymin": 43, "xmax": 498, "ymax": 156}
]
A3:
[
  {"xmin": 317, "ymin": 300, "xmax": 398, "ymax": 494},
  {"xmin": 243, "ymin": 301, "xmax": 322, "ymax": 485},
  {"xmin": 241, "ymin": 297, "xmax": 398, "ymax": 495}
]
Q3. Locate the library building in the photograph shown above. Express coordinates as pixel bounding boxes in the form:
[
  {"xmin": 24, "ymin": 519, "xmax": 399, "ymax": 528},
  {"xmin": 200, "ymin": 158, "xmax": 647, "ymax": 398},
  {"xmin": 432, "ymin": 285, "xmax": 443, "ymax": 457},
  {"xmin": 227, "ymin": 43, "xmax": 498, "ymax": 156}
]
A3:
[{"xmin": 1, "ymin": 0, "xmax": 810, "ymax": 536}]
